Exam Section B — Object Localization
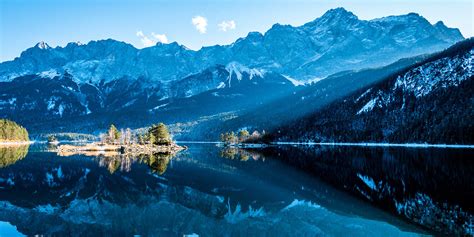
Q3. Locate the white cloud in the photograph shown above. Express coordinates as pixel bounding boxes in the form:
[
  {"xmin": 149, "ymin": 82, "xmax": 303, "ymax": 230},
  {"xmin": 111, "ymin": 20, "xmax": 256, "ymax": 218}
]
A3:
[
  {"xmin": 136, "ymin": 31, "xmax": 168, "ymax": 47},
  {"xmin": 136, "ymin": 31, "xmax": 155, "ymax": 47},
  {"xmin": 192, "ymin": 16, "xmax": 208, "ymax": 34},
  {"xmin": 218, "ymin": 20, "xmax": 236, "ymax": 32},
  {"xmin": 151, "ymin": 32, "xmax": 169, "ymax": 44}
]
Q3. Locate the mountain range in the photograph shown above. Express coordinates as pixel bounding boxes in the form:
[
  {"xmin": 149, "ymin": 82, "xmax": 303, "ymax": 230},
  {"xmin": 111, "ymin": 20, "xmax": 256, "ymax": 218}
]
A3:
[
  {"xmin": 0, "ymin": 8, "xmax": 468, "ymax": 140},
  {"xmin": 0, "ymin": 8, "xmax": 462, "ymax": 83}
]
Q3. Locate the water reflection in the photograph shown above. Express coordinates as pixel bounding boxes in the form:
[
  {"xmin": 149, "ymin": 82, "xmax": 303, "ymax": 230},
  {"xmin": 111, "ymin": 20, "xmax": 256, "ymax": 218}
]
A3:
[
  {"xmin": 94, "ymin": 152, "xmax": 173, "ymax": 174},
  {"xmin": 0, "ymin": 145, "xmax": 29, "ymax": 168},
  {"xmin": 258, "ymin": 145, "xmax": 474, "ymax": 236},
  {"xmin": 46, "ymin": 143, "xmax": 58, "ymax": 152},
  {"xmin": 219, "ymin": 147, "xmax": 264, "ymax": 161},
  {"xmin": 0, "ymin": 143, "xmax": 463, "ymax": 236}
]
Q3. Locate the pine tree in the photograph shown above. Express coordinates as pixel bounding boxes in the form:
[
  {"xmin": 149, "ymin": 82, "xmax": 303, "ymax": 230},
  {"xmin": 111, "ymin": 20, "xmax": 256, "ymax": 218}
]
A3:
[
  {"xmin": 107, "ymin": 124, "xmax": 120, "ymax": 144},
  {"xmin": 149, "ymin": 123, "xmax": 171, "ymax": 145},
  {"xmin": 238, "ymin": 129, "xmax": 250, "ymax": 142}
]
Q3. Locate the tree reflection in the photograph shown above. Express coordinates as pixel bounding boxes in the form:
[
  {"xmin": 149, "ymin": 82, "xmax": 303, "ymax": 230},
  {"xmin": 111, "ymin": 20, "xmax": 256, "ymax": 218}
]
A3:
[
  {"xmin": 98, "ymin": 155, "xmax": 123, "ymax": 174},
  {"xmin": 138, "ymin": 153, "xmax": 172, "ymax": 175},
  {"xmin": 0, "ymin": 145, "xmax": 29, "ymax": 168},
  {"xmin": 219, "ymin": 147, "xmax": 264, "ymax": 161},
  {"xmin": 95, "ymin": 152, "xmax": 173, "ymax": 175},
  {"xmin": 46, "ymin": 143, "xmax": 58, "ymax": 152}
]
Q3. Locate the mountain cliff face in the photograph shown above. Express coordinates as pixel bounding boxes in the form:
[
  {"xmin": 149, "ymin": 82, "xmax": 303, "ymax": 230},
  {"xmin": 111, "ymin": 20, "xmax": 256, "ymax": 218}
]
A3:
[
  {"xmin": 0, "ymin": 8, "xmax": 463, "ymax": 83},
  {"xmin": 265, "ymin": 38, "xmax": 474, "ymax": 144}
]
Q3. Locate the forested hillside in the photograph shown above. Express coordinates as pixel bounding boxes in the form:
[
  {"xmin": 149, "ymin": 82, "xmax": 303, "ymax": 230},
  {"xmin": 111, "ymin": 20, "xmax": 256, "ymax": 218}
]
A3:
[{"xmin": 265, "ymin": 38, "xmax": 473, "ymax": 144}]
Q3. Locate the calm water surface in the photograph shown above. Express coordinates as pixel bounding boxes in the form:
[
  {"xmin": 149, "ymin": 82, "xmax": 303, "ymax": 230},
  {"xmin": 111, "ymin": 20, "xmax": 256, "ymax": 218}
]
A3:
[{"xmin": 0, "ymin": 143, "xmax": 472, "ymax": 236}]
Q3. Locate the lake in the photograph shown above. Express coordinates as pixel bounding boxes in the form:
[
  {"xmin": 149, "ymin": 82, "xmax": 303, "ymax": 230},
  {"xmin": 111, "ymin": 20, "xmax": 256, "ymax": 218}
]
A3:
[{"xmin": 0, "ymin": 143, "xmax": 472, "ymax": 236}]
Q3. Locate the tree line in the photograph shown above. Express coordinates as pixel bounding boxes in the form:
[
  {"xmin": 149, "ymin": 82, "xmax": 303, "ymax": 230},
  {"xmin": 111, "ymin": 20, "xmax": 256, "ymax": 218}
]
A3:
[
  {"xmin": 220, "ymin": 129, "xmax": 265, "ymax": 145},
  {"xmin": 100, "ymin": 123, "xmax": 172, "ymax": 146}
]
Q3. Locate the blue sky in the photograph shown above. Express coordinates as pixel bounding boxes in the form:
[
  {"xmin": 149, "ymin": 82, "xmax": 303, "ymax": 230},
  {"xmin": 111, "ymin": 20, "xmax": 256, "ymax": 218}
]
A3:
[{"xmin": 1, "ymin": 0, "xmax": 472, "ymax": 62}]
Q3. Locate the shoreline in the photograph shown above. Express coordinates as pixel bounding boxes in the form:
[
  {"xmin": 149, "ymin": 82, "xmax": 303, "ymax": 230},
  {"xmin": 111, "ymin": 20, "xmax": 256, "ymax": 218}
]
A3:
[
  {"xmin": 273, "ymin": 141, "xmax": 474, "ymax": 149},
  {"xmin": 177, "ymin": 141, "xmax": 474, "ymax": 149},
  {"xmin": 0, "ymin": 141, "xmax": 34, "ymax": 146}
]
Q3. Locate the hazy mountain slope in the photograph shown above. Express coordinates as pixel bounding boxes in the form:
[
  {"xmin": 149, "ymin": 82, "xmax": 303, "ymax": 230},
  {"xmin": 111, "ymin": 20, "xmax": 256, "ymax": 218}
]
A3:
[
  {"xmin": 264, "ymin": 38, "xmax": 474, "ymax": 144},
  {"xmin": 190, "ymin": 54, "xmax": 427, "ymax": 140}
]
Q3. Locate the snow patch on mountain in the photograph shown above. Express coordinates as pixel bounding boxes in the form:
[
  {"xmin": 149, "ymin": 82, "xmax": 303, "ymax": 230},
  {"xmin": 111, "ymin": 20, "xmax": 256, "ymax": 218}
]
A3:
[
  {"xmin": 224, "ymin": 201, "xmax": 265, "ymax": 223},
  {"xmin": 357, "ymin": 90, "xmax": 393, "ymax": 115},
  {"xmin": 123, "ymin": 99, "xmax": 138, "ymax": 108},
  {"xmin": 357, "ymin": 98, "xmax": 377, "ymax": 115},
  {"xmin": 225, "ymin": 62, "xmax": 265, "ymax": 81},
  {"xmin": 282, "ymin": 75, "xmax": 305, "ymax": 86},
  {"xmin": 217, "ymin": 82, "xmax": 226, "ymax": 89},
  {"xmin": 356, "ymin": 46, "xmax": 473, "ymax": 115},
  {"xmin": 356, "ymin": 88, "xmax": 372, "ymax": 102},
  {"xmin": 85, "ymin": 103, "xmax": 92, "ymax": 115},
  {"xmin": 394, "ymin": 49, "xmax": 473, "ymax": 97},
  {"xmin": 150, "ymin": 103, "xmax": 169, "ymax": 111},
  {"xmin": 47, "ymin": 97, "xmax": 59, "ymax": 110},
  {"xmin": 305, "ymin": 77, "xmax": 326, "ymax": 85},
  {"xmin": 36, "ymin": 41, "xmax": 51, "ymax": 50},
  {"xmin": 0, "ymin": 98, "xmax": 16, "ymax": 106},
  {"xmin": 357, "ymin": 173, "xmax": 377, "ymax": 191},
  {"xmin": 282, "ymin": 199, "xmax": 321, "ymax": 211},
  {"xmin": 57, "ymin": 104, "xmax": 65, "ymax": 117},
  {"xmin": 38, "ymin": 69, "xmax": 60, "ymax": 79}
]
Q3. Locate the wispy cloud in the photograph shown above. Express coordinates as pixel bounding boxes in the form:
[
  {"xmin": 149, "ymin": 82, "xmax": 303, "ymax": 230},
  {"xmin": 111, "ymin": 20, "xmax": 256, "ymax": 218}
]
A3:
[
  {"xmin": 136, "ymin": 31, "xmax": 155, "ymax": 47},
  {"xmin": 151, "ymin": 33, "xmax": 169, "ymax": 44},
  {"xmin": 136, "ymin": 31, "xmax": 168, "ymax": 47},
  {"xmin": 192, "ymin": 16, "xmax": 208, "ymax": 34},
  {"xmin": 218, "ymin": 20, "xmax": 236, "ymax": 32}
]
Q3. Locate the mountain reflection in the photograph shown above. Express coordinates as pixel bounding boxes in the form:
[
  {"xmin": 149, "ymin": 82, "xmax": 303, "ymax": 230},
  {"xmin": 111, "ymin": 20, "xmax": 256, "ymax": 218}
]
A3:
[
  {"xmin": 0, "ymin": 145, "xmax": 29, "ymax": 168},
  {"xmin": 0, "ymin": 144, "xmax": 470, "ymax": 236}
]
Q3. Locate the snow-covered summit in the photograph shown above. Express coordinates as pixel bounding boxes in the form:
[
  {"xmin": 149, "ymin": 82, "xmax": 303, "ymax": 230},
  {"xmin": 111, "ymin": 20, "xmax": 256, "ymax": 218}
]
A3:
[{"xmin": 35, "ymin": 41, "xmax": 51, "ymax": 50}]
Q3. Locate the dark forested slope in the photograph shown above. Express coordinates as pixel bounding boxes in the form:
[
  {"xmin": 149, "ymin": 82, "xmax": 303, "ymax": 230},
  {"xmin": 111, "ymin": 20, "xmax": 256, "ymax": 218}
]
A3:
[{"xmin": 265, "ymin": 38, "xmax": 474, "ymax": 144}]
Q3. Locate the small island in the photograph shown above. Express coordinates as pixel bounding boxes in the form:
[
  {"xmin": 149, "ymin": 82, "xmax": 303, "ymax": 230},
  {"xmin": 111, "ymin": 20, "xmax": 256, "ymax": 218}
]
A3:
[
  {"xmin": 220, "ymin": 129, "xmax": 267, "ymax": 147},
  {"xmin": 57, "ymin": 123, "xmax": 185, "ymax": 156},
  {"xmin": 47, "ymin": 135, "xmax": 59, "ymax": 144},
  {"xmin": 0, "ymin": 119, "xmax": 30, "ymax": 145}
]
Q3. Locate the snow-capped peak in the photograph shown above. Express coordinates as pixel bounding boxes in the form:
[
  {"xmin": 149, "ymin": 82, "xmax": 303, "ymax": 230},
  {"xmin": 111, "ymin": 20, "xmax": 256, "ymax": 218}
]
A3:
[
  {"xmin": 225, "ymin": 62, "xmax": 265, "ymax": 81},
  {"xmin": 320, "ymin": 7, "xmax": 358, "ymax": 21},
  {"xmin": 35, "ymin": 41, "xmax": 51, "ymax": 50}
]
